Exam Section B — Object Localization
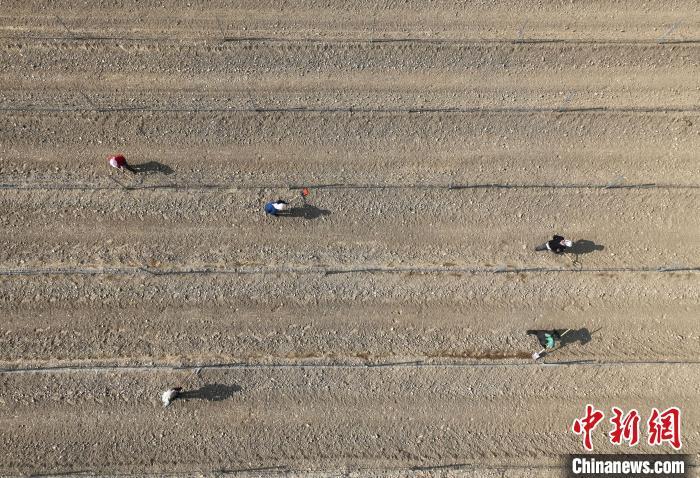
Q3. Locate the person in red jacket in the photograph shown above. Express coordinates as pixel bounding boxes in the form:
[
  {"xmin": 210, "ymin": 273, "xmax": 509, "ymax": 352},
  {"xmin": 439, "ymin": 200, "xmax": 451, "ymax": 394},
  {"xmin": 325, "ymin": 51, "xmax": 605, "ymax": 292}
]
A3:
[{"xmin": 107, "ymin": 154, "xmax": 135, "ymax": 173}]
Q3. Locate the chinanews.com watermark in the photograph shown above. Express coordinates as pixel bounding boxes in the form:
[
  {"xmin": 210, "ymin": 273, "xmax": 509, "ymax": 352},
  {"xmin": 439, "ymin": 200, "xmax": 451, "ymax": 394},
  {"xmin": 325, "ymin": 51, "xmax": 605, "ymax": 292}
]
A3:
[
  {"xmin": 566, "ymin": 405, "xmax": 692, "ymax": 477},
  {"xmin": 567, "ymin": 455, "xmax": 690, "ymax": 477}
]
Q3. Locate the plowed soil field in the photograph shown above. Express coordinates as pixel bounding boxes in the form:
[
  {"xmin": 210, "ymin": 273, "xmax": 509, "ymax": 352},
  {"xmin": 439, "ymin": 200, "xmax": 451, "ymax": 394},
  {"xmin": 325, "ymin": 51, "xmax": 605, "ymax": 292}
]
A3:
[{"xmin": 1, "ymin": 2, "xmax": 698, "ymax": 476}]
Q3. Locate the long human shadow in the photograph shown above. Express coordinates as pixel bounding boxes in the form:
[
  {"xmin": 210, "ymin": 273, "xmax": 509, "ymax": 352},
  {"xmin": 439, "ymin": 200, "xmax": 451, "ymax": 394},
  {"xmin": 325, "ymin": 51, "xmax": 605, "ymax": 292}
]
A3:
[
  {"xmin": 131, "ymin": 161, "xmax": 175, "ymax": 175},
  {"xmin": 569, "ymin": 240, "xmax": 605, "ymax": 255},
  {"xmin": 179, "ymin": 383, "xmax": 241, "ymax": 402},
  {"xmin": 279, "ymin": 204, "xmax": 331, "ymax": 220},
  {"xmin": 559, "ymin": 328, "xmax": 596, "ymax": 348}
]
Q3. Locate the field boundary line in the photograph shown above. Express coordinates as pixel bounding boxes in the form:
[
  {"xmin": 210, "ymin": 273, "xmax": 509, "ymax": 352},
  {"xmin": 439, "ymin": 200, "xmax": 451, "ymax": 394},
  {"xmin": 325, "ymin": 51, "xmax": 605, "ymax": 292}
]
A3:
[
  {"xmin": 0, "ymin": 264, "xmax": 698, "ymax": 277},
  {"xmin": 1, "ymin": 182, "xmax": 698, "ymax": 192},
  {"xmin": 4, "ymin": 461, "xmax": 696, "ymax": 477},
  {"xmin": 1, "ymin": 34, "xmax": 699, "ymax": 45},
  {"xmin": 2, "ymin": 360, "xmax": 700, "ymax": 374},
  {"xmin": 2, "ymin": 106, "xmax": 700, "ymax": 114}
]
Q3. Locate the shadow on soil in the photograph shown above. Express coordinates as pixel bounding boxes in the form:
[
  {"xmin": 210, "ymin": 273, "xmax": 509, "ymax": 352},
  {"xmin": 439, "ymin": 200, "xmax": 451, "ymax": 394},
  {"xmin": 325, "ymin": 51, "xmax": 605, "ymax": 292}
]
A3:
[
  {"xmin": 569, "ymin": 239, "xmax": 605, "ymax": 255},
  {"xmin": 180, "ymin": 383, "xmax": 241, "ymax": 402},
  {"xmin": 131, "ymin": 161, "xmax": 175, "ymax": 175},
  {"xmin": 280, "ymin": 204, "xmax": 331, "ymax": 220},
  {"xmin": 559, "ymin": 328, "xmax": 595, "ymax": 347},
  {"xmin": 528, "ymin": 327, "xmax": 601, "ymax": 354}
]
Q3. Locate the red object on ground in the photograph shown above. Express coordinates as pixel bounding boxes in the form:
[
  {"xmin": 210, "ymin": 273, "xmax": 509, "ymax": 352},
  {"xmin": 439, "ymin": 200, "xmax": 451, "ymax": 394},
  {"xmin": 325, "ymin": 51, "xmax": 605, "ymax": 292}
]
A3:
[
  {"xmin": 108, "ymin": 154, "xmax": 127, "ymax": 168},
  {"xmin": 301, "ymin": 187, "xmax": 310, "ymax": 197}
]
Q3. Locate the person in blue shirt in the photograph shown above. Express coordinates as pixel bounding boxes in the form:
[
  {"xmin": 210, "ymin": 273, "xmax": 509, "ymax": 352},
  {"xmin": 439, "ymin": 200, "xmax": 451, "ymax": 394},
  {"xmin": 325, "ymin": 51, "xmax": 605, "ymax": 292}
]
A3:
[{"xmin": 264, "ymin": 199, "xmax": 289, "ymax": 216}]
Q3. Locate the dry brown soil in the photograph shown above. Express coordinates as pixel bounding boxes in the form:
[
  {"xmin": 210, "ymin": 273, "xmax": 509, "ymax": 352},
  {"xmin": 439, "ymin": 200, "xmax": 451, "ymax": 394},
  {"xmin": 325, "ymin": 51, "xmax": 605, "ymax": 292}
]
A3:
[{"xmin": 0, "ymin": 2, "xmax": 698, "ymax": 477}]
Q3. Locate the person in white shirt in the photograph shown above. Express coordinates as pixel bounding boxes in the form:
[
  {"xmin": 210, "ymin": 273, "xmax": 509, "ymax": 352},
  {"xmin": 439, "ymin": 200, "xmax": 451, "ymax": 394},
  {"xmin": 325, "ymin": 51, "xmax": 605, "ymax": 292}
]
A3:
[{"xmin": 161, "ymin": 387, "xmax": 182, "ymax": 407}]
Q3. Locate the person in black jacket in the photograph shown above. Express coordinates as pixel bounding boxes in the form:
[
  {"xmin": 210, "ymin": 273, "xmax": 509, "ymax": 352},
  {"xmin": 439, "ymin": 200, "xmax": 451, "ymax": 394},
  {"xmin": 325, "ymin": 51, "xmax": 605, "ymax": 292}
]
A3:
[{"xmin": 535, "ymin": 235, "xmax": 573, "ymax": 253}]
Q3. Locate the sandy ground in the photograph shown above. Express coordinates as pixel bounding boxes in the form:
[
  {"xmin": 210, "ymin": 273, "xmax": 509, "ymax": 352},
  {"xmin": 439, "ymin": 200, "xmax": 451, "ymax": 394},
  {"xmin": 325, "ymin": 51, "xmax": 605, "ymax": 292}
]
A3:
[{"xmin": 0, "ymin": 2, "xmax": 699, "ymax": 477}]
